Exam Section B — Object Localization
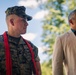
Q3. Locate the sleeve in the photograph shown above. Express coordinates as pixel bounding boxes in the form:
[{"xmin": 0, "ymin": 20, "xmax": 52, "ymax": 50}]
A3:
[
  {"xmin": 52, "ymin": 36, "xmax": 64, "ymax": 75},
  {"xmin": 33, "ymin": 46, "xmax": 40, "ymax": 62}
]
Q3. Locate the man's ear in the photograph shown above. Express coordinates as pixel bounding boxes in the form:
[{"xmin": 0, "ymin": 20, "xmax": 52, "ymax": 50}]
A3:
[
  {"xmin": 69, "ymin": 19, "xmax": 73, "ymax": 25},
  {"xmin": 10, "ymin": 19, "xmax": 14, "ymax": 26}
]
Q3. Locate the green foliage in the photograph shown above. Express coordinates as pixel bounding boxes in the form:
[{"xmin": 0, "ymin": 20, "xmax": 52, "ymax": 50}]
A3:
[
  {"xmin": 36, "ymin": 0, "xmax": 76, "ymax": 75},
  {"xmin": 41, "ymin": 60, "xmax": 52, "ymax": 75}
]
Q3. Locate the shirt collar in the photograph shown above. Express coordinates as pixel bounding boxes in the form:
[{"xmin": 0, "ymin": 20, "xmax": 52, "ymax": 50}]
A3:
[{"xmin": 71, "ymin": 29, "xmax": 76, "ymax": 35}]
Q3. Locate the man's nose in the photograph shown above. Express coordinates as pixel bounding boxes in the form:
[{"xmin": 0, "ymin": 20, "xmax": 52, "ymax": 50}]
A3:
[
  {"xmin": 26, "ymin": 22, "xmax": 28, "ymax": 26},
  {"xmin": 24, "ymin": 20, "xmax": 28, "ymax": 26}
]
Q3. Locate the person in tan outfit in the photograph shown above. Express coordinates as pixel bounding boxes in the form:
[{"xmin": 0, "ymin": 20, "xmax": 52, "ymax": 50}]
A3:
[{"xmin": 52, "ymin": 9, "xmax": 76, "ymax": 75}]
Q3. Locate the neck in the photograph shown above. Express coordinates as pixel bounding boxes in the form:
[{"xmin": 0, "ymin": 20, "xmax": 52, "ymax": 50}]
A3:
[{"xmin": 7, "ymin": 31, "xmax": 20, "ymax": 38}]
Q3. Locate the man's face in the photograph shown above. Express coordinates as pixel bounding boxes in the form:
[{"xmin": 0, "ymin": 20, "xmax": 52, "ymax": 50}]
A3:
[{"xmin": 13, "ymin": 16, "xmax": 28, "ymax": 35}]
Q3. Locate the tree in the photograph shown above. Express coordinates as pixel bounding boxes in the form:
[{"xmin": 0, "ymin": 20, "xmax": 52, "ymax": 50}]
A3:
[{"xmin": 36, "ymin": 0, "xmax": 76, "ymax": 75}]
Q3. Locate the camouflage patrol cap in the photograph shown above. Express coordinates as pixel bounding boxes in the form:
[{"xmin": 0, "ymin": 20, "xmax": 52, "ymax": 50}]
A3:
[{"xmin": 5, "ymin": 6, "xmax": 32, "ymax": 21}]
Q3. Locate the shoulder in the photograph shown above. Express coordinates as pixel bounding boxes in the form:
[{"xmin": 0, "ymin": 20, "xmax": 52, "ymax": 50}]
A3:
[
  {"xmin": 55, "ymin": 31, "xmax": 72, "ymax": 46},
  {"xmin": 25, "ymin": 40, "xmax": 38, "ymax": 53},
  {"xmin": 22, "ymin": 37, "xmax": 38, "ymax": 53},
  {"xmin": 26, "ymin": 40, "xmax": 38, "ymax": 50},
  {"xmin": 23, "ymin": 39, "xmax": 40, "ymax": 61},
  {"xmin": 56, "ymin": 31, "xmax": 71, "ymax": 40}
]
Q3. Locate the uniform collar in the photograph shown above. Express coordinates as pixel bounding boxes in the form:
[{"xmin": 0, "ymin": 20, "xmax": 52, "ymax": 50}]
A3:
[{"xmin": 7, "ymin": 33, "xmax": 25, "ymax": 45}]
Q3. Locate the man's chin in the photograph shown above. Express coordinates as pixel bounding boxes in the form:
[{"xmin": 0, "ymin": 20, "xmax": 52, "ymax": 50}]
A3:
[{"xmin": 21, "ymin": 31, "xmax": 26, "ymax": 34}]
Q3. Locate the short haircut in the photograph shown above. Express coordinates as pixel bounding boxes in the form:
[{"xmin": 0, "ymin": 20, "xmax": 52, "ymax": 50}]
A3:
[{"xmin": 68, "ymin": 9, "xmax": 76, "ymax": 21}]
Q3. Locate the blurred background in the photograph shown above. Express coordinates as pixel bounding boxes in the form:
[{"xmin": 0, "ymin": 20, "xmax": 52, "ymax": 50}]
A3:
[{"xmin": 0, "ymin": 0, "xmax": 76, "ymax": 75}]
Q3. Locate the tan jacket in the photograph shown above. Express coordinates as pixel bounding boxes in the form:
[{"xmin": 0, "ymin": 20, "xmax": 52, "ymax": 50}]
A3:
[{"xmin": 52, "ymin": 30, "xmax": 76, "ymax": 75}]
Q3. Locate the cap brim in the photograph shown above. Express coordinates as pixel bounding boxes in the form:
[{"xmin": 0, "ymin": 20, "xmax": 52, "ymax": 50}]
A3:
[{"xmin": 26, "ymin": 15, "xmax": 32, "ymax": 21}]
